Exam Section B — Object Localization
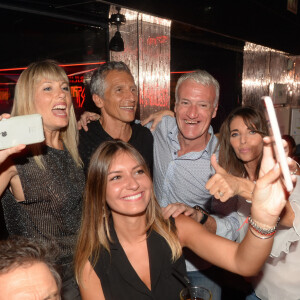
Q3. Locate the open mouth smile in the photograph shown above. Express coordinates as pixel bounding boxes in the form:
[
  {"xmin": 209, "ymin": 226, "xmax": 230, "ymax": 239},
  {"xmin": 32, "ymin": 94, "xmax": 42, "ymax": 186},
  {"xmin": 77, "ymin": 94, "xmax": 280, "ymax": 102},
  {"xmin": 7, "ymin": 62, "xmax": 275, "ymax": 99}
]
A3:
[
  {"xmin": 185, "ymin": 120, "xmax": 199, "ymax": 124},
  {"xmin": 120, "ymin": 106, "xmax": 135, "ymax": 110},
  {"xmin": 52, "ymin": 104, "xmax": 67, "ymax": 116},
  {"xmin": 122, "ymin": 192, "xmax": 143, "ymax": 201}
]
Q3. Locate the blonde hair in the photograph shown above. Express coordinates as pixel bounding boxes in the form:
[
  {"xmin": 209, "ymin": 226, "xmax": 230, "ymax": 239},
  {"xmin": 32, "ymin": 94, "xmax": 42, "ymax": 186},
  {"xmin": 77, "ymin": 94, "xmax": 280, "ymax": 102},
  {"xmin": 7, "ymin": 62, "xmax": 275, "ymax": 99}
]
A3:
[
  {"xmin": 75, "ymin": 140, "xmax": 182, "ymax": 284},
  {"xmin": 11, "ymin": 60, "xmax": 82, "ymax": 168}
]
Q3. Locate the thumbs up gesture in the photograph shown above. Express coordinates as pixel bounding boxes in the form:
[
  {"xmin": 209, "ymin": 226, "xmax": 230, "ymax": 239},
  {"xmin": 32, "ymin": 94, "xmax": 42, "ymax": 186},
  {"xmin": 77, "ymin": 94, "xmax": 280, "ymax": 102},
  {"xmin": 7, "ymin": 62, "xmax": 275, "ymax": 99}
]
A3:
[{"xmin": 205, "ymin": 154, "xmax": 255, "ymax": 201}]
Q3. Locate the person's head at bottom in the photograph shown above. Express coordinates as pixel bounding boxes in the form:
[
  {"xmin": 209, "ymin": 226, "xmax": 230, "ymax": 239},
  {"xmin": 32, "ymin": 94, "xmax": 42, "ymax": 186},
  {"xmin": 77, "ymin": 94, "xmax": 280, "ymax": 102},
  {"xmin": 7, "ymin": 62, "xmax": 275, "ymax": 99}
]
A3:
[{"xmin": 0, "ymin": 237, "xmax": 61, "ymax": 300}]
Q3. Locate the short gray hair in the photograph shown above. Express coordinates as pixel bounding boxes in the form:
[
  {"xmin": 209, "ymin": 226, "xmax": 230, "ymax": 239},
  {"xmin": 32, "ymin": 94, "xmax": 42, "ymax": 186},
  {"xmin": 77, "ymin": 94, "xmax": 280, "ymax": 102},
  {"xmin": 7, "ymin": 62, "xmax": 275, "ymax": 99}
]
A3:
[
  {"xmin": 90, "ymin": 61, "xmax": 133, "ymax": 98},
  {"xmin": 0, "ymin": 237, "xmax": 62, "ymax": 295},
  {"xmin": 175, "ymin": 70, "xmax": 220, "ymax": 107}
]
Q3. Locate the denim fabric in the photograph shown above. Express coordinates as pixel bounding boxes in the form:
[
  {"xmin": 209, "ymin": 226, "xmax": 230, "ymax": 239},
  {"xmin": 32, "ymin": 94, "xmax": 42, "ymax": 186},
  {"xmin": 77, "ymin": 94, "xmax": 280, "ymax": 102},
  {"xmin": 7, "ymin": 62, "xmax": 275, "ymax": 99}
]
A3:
[
  {"xmin": 187, "ymin": 269, "xmax": 221, "ymax": 300},
  {"xmin": 245, "ymin": 290, "xmax": 260, "ymax": 300}
]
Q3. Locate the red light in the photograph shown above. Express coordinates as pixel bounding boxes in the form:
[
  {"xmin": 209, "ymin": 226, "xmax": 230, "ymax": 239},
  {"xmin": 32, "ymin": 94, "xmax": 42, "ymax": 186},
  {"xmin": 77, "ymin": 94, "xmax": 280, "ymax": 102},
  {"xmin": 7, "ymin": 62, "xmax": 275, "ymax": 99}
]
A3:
[
  {"xmin": 71, "ymin": 86, "xmax": 86, "ymax": 108},
  {"xmin": 0, "ymin": 88, "xmax": 10, "ymax": 101},
  {"xmin": 170, "ymin": 71, "xmax": 196, "ymax": 74},
  {"xmin": 0, "ymin": 62, "xmax": 106, "ymax": 72}
]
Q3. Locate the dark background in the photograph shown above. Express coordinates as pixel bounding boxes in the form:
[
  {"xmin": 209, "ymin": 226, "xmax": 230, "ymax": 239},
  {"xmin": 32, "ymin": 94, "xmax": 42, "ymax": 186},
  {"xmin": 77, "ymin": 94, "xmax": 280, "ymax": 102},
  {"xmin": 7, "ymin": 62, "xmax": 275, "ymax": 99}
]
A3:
[{"xmin": 0, "ymin": 0, "xmax": 299, "ymax": 130}]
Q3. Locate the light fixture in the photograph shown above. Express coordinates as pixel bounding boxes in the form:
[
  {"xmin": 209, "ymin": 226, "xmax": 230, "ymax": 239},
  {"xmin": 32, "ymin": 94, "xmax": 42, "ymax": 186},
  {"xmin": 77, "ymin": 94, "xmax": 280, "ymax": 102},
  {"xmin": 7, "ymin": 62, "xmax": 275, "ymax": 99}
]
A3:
[{"xmin": 109, "ymin": 7, "xmax": 126, "ymax": 52}]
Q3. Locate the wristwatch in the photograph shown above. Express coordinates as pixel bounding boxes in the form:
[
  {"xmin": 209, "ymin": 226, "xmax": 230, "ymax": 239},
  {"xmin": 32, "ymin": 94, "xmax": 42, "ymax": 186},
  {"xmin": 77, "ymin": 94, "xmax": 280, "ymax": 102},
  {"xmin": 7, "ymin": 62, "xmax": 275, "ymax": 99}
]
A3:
[{"xmin": 193, "ymin": 205, "xmax": 209, "ymax": 225}]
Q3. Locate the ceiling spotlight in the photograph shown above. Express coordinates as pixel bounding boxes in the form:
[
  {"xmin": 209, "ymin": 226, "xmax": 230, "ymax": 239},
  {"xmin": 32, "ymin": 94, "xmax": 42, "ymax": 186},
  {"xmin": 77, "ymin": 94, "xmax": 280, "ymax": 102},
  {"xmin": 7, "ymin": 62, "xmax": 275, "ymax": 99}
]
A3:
[{"xmin": 109, "ymin": 7, "xmax": 126, "ymax": 52}]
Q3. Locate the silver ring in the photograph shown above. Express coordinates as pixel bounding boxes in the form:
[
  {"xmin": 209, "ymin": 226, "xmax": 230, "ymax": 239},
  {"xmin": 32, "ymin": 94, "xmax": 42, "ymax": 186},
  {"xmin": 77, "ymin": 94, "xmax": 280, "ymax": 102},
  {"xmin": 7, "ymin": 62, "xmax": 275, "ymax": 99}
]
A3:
[{"xmin": 218, "ymin": 191, "xmax": 224, "ymax": 197}]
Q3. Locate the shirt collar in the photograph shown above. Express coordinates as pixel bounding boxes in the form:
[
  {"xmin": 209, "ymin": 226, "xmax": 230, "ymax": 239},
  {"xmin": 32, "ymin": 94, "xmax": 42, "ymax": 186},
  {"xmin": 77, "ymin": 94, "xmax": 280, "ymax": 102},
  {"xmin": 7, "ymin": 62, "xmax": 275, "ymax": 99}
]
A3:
[{"xmin": 168, "ymin": 124, "xmax": 217, "ymax": 157}]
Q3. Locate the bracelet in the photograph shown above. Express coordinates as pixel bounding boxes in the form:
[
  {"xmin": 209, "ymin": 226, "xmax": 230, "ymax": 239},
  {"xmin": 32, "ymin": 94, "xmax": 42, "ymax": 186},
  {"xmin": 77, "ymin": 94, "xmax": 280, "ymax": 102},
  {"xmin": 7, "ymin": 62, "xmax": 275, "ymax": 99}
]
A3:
[
  {"xmin": 249, "ymin": 226, "xmax": 275, "ymax": 239},
  {"xmin": 248, "ymin": 215, "xmax": 280, "ymax": 236},
  {"xmin": 291, "ymin": 161, "xmax": 300, "ymax": 175}
]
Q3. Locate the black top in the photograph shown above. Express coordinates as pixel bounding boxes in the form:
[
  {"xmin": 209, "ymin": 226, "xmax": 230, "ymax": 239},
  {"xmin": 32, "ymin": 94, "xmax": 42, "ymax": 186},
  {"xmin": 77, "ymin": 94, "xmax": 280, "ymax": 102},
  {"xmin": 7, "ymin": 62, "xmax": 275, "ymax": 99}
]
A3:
[
  {"xmin": 93, "ymin": 221, "xmax": 187, "ymax": 300},
  {"xmin": 79, "ymin": 120, "xmax": 153, "ymax": 174},
  {"xmin": 2, "ymin": 146, "xmax": 85, "ymax": 277}
]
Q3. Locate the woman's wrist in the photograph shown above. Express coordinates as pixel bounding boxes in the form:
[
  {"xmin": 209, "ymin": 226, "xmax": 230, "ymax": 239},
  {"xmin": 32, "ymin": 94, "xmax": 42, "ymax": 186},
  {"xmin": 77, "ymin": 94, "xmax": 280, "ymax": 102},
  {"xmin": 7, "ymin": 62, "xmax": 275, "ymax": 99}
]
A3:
[
  {"xmin": 248, "ymin": 215, "xmax": 280, "ymax": 238},
  {"xmin": 250, "ymin": 207, "xmax": 280, "ymax": 227}
]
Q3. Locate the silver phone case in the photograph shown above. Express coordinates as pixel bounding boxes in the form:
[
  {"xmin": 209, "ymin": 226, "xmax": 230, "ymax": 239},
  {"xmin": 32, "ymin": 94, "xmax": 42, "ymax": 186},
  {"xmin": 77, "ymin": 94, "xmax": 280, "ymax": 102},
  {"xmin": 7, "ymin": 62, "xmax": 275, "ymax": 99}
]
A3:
[{"xmin": 0, "ymin": 114, "xmax": 45, "ymax": 150}]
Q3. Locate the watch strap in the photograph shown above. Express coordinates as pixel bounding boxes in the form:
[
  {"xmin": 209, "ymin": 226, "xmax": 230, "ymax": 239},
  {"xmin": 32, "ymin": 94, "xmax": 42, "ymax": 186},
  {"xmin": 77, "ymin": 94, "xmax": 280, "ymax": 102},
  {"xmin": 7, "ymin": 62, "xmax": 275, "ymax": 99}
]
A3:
[{"xmin": 194, "ymin": 205, "xmax": 209, "ymax": 225}]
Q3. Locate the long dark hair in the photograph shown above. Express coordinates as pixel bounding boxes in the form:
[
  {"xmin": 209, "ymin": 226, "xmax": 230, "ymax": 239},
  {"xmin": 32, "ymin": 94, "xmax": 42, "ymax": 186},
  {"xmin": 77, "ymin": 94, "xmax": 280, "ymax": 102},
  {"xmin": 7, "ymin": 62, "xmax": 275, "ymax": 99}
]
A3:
[
  {"xmin": 75, "ymin": 140, "xmax": 181, "ymax": 284},
  {"xmin": 218, "ymin": 106, "xmax": 269, "ymax": 180}
]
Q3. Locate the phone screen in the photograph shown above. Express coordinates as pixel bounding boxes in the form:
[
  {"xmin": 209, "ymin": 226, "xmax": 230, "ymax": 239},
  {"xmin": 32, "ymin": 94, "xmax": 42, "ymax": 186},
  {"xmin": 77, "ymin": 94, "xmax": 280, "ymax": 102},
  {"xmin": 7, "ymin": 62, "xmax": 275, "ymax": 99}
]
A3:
[{"xmin": 263, "ymin": 96, "xmax": 293, "ymax": 192}]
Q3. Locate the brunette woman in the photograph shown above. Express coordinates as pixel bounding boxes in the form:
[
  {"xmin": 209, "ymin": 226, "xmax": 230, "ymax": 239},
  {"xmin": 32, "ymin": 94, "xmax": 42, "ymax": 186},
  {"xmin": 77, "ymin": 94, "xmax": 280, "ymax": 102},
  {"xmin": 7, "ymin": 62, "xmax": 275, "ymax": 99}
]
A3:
[
  {"xmin": 208, "ymin": 106, "xmax": 300, "ymax": 300},
  {"xmin": 75, "ymin": 139, "xmax": 287, "ymax": 300}
]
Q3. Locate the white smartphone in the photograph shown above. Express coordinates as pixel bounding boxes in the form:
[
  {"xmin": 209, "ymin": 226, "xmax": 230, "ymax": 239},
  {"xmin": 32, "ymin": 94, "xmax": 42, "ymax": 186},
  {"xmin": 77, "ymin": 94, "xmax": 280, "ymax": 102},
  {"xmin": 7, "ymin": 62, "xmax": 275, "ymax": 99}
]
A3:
[
  {"xmin": 263, "ymin": 96, "xmax": 293, "ymax": 192},
  {"xmin": 0, "ymin": 114, "xmax": 45, "ymax": 150}
]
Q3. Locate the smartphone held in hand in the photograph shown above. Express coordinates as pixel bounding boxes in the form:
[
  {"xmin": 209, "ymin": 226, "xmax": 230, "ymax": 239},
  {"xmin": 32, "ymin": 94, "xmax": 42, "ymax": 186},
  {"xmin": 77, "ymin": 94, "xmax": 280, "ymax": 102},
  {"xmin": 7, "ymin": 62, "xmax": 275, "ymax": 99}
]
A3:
[
  {"xmin": 263, "ymin": 96, "xmax": 293, "ymax": 192},
  {"xmin": 0, "ymin": 114, "xmax": 45, "ymax": 150}
]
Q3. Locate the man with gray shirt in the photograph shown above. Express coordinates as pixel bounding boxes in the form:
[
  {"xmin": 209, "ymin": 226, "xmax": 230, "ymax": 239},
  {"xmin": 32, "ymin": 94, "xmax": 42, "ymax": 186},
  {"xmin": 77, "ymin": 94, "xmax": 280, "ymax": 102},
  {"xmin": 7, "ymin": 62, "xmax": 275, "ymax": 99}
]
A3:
[{"xmin": 144, "ymin": 70, "xmax": 239, "ymax": 300}]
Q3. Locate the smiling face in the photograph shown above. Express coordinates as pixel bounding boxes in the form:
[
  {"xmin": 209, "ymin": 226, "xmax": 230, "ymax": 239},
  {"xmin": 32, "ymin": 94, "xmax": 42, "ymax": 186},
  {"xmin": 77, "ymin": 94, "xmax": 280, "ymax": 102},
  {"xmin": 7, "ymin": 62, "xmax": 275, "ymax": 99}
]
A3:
[
  {"xmin": 34, "ymin": 78, "xmax": 72, "ymax": 132},
  {"xmin": 106, "ymin": 150, "xmax": 152, "ymax": 218},
  {"xmin": 94, "ymin": 70, "xmax": 138, "ymax": 125},
  {"xmin": 0, "ymin": 262, "xmax": 60, "ymax": 300},
  {"xmin": 175, "ymin": 80, "xmax": 218, "ymax": 146},
  {"xmin": 229, "ymin": 116, "xmax": 264, "ymax": 165}
]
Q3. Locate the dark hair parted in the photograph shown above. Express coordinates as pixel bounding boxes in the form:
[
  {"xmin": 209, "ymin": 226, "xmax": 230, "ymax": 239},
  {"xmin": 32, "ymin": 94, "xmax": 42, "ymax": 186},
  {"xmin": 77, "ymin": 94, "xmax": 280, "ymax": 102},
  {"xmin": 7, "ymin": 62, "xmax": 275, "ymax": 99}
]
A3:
[
  {"xmin": 75, "ymin": 140, "xmax": 181, "ymax": 284},
  {"xmin": 218, "ymin": 106, "xmax": 269, "ymax": 180},
  {"xmin": 0, "ymin": 237, "xmax": 61, "ymax": 292}
]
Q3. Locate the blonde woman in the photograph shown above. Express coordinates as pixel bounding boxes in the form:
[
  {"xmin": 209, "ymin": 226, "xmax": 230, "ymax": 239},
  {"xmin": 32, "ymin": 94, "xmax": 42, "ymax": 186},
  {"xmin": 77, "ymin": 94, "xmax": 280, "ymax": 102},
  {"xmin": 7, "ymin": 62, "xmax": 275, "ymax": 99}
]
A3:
[
  {"xmin": 0, "ymin": 60, "xmax": 84, "ymax": 299},
  {"xmin": 75, "ymin": 139, "xmax": 289, "ymax": 300}
]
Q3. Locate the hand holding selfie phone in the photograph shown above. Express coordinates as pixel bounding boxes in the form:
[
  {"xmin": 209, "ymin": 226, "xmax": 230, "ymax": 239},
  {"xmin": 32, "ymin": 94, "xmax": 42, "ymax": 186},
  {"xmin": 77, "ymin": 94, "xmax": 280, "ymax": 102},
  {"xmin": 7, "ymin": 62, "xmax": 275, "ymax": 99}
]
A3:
[
  {"xmin": 0, "ymin": 114, "xmax": 45, "ymax": 150},
  {"xmin": 263, "ymin": 96, "xmax": 293, "ymax": 192}
]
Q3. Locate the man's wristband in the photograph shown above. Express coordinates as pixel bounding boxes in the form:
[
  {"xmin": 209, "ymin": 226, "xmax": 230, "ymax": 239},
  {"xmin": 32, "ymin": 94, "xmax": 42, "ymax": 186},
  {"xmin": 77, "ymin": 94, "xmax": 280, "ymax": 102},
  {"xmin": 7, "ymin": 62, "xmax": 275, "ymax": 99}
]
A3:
[{"xmin": 194, "ymin": 205, "xmax": 209, "ymax": 225}]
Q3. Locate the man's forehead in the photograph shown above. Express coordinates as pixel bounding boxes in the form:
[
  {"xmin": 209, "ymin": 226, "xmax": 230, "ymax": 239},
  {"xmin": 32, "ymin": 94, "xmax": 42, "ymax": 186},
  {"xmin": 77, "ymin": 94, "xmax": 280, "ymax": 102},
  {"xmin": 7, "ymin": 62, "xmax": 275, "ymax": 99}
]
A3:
[
  {"xmin": 105, "ymin": 70, "xmax": 135, "ymax": 84},
  {"xmin": 178, "ymin": 80, "xmax": 216, "ymax": 101},
  {"xmin": 179, "ymin": 79, "xmax": 215, "ymax": 91},
  {"xmin": 0, "ymin": 262, "xmax": 59, "ymax": 300}
]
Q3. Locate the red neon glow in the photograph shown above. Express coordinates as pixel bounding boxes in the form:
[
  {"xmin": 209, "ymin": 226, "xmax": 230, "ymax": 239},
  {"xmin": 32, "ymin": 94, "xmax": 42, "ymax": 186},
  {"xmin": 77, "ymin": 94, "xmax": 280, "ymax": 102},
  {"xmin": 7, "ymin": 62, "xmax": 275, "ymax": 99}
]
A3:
[
  {"xmin": 69, "ymin": 75, "xmax": 84, "ymax": 84},
  {"xmin": 0, "ymin": 62, "xmax": 106, "ymax": 72},
  {"xmin": 67, "ymin": 68, "xmax": 97, "ymax": 77},
  {"xmin": 71, "ymin": 86, "xmax": 86, "ymax": 108},
  {"xmin": 170, "ymin": 71, "xmax": 196, "ymax": 74},
  {"xmin": 0, "ymin": 67, "xmax": 26, "ymax": 72},
  {"xmin": 0, "ymin": 88, "xmax": 10, "ymax": 101},
  {"xmin": 147, "ymin": 35, "xmax": 168, "ymax": 46},
  {"xmin": 60, "ymin": 62, "xmax": 105, "ymax": 67}
]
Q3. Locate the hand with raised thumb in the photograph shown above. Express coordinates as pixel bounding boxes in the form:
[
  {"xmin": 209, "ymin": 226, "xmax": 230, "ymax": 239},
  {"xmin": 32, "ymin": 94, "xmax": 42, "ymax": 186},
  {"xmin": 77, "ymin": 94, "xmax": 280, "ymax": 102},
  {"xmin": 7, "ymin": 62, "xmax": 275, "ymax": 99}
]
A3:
[
  {"xmin": 206, "ymin": 154, "xmax": 241, "ymax": 201},
  {"xmin": 210, "ymin": 153, "xmax": 227, "ymax": 175}
]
